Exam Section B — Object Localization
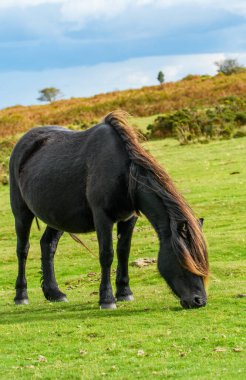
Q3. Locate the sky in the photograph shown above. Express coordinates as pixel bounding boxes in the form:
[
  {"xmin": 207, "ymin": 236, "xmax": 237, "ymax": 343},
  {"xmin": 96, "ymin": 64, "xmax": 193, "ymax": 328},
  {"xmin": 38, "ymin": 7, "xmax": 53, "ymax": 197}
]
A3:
[{"xmin": 0, "ymin": 0, "xmax": 246, "ymax": 109}]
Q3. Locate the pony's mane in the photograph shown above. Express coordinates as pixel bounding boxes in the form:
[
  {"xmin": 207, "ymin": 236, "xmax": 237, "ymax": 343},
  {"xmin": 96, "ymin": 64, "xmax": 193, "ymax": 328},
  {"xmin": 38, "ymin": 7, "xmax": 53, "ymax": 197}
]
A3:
[{"xmin": 104, "ymin": 110, "xmax": 209, "ymax": 278}]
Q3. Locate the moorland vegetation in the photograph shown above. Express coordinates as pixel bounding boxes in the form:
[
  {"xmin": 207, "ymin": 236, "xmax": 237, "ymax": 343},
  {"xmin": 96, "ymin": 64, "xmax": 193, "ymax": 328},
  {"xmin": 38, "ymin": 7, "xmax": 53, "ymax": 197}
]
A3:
[{"xmin": 0, "ymin": 71, "xmax": 246, "ymax": 185}]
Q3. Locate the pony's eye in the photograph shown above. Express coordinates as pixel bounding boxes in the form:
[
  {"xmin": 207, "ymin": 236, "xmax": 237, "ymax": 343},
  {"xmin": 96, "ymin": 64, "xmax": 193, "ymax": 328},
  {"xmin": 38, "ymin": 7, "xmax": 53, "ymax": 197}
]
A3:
[
  {"xmin": 179, "ymin": 230, "xmax": 187, "ymax": 239},
  {"xmin": 177, "ymin": 221, "xmax": 188, "ymax": 239}
]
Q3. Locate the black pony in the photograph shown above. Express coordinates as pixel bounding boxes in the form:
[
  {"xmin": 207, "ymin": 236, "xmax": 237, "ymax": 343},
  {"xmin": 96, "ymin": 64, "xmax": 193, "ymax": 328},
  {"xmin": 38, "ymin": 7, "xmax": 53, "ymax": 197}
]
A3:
[{"xmin": 9, "ymin": 111, "xmax": 209, "ymax": 309}]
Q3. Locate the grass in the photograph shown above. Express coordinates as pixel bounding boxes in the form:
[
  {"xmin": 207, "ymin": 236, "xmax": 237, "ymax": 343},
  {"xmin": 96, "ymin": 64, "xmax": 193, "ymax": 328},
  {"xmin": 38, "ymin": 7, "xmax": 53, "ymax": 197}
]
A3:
[
  {"xmin": 131, "ymin": 114, "xmax": 162, "ymax": 133},
  {"xmin": 0, "ymin": 137, "xmax": 245, "ymax": 379}
]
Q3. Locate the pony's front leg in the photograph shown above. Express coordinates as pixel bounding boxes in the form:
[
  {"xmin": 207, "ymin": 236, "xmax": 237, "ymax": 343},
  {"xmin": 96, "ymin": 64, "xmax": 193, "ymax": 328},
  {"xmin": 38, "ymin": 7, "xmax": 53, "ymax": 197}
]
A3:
[
  {"xmin": 93, "ymin": 210, "xmax": 116, "ymax": 309},
  {"xmin": 116, "ymin": 216, "xmax": 137, "ymax": 301},
  {"xmin": 40, "ymin": 227, "xmax": 67, "ymax": 302}
]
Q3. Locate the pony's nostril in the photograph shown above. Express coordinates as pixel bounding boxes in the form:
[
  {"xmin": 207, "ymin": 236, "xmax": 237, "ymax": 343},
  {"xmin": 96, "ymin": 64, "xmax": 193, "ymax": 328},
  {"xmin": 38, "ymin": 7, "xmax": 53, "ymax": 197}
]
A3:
[
  {"xmin": 193, "ymin": 295, "xmax": 206, "ymax": 307},
  {"xmin": 194, "ymin": 296, "xmax": 202, "ymax": 305}
]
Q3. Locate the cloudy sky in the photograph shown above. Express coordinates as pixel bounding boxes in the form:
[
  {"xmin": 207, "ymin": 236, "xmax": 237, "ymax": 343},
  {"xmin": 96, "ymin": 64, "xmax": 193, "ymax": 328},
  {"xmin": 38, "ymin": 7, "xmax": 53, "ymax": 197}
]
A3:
[{"xmin": 0, "ymin": 0, "xmax": 246, "ymax": 108}]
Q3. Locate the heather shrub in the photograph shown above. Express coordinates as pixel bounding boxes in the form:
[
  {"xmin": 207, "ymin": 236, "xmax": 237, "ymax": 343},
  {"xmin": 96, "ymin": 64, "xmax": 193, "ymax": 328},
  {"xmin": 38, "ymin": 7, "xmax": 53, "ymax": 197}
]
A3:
[
  {"xmin": 235, "ymin": 111, "xmax": 246, "ymax": 126},
  {"xmin": 148, "ymin": 96, "xmax": 246, "ymax": 144},
  {"xmin": 0, "ymin": 138, "xmax": 15, "ymax": 185}
]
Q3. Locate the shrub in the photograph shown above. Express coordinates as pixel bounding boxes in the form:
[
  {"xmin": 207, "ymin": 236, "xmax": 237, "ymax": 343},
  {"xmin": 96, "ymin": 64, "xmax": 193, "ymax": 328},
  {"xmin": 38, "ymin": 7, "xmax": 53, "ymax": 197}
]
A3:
[
  {"xmin": 0, "ymin": 138, "xmax": 15, "ymax": 185},
  {"xmin": 235, "ymin": 112, "xmax": 246, "ymax": 126},
  {"xmin": 148, "ymin": 96, "xmax": 246, "ymax": 144}
]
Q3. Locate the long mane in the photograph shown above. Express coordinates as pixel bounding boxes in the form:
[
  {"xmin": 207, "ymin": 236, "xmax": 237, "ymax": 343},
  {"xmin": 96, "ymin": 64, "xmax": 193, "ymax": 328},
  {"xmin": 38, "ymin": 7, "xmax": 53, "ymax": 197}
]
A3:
[{"xmin": 104, "ymin": 110, "xmax": 209, "ymax": 278}]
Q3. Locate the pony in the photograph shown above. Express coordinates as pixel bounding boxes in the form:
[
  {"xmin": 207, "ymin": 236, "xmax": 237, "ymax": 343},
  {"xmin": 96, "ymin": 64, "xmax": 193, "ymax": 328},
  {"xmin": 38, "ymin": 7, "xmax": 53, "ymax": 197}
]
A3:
[{"xmin": 9, "ymin": 111, "xmax": 208, "ymax": 309}]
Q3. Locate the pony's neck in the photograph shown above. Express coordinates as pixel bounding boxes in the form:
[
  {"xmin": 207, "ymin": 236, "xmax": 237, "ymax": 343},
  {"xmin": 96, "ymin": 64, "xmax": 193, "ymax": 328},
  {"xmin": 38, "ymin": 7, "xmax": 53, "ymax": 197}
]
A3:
[{"xmin": 136, "ymin": 186, "xmax": 170, "ymax": 241}]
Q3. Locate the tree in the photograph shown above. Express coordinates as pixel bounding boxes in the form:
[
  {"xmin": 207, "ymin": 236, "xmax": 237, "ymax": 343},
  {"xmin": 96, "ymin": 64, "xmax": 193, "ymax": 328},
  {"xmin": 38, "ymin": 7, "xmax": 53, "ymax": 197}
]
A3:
[
  {"xmin": 157, "ymin": 71, "xmax": 165, "ymax": 85},
  {"xmin": 37, "ymin": 87, "xmax": 62, "ymax": 103},
  {"xmin": 214, "ymin": 58, "xmax": 245, "ymax": 76}
]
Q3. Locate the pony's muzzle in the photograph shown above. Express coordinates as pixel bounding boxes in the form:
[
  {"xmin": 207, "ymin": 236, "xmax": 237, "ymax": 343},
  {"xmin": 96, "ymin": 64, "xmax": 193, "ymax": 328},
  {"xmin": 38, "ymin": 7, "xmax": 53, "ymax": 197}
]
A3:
[{"xmin": 180, "ymin": 295, "xmax": 207, "ymax": 309}]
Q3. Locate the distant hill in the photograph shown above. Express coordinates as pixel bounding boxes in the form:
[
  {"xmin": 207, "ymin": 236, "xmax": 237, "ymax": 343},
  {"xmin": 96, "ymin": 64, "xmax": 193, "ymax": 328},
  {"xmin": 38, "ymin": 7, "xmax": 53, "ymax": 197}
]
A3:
[{"xmin": 0, "ymin": 72, "xmax": 246, "ymax": 139}]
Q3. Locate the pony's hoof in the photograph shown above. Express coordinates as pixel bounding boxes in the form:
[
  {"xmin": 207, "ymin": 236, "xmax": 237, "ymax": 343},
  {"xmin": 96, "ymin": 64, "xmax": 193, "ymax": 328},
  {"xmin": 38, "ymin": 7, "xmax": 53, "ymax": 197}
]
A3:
[
  {"xmin": 117, "ymin": 294, "xmax": 134, "ymax": 302},
  {"xmin": 49, "ymin": 296, "xmax": 69, "ymax": 303},
  {"xmin": 43, "ymin": 288, "xmax": 68, "ymax": 302},
  {"xmin": 14, "ymin": 298, "xmax": 29, "ymax": 305},
  {"xmin": 100, "ymin": 303, "xmax": 117, "ymax": 310},
  {"xmin": 57, "ymin": 296, "xmax": 69, "ymax": 303}
]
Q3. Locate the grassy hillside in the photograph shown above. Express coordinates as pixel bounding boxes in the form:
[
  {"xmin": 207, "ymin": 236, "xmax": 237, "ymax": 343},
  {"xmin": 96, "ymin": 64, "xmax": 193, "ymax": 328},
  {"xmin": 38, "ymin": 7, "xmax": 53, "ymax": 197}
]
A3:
[
  {"xmin": 0, "ymin": 72, "xmax": 246, "ymax": 139},
  {"xmin": 0, "ymin": 137, "xmax": 245, "ymax": 379}
]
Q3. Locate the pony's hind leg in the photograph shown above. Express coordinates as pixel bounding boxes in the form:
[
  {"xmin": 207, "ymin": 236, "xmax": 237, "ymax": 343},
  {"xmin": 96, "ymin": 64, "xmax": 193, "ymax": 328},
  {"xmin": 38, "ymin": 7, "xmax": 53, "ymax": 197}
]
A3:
[
  {"xmin": 40, "ymin": 227, "xmax": 67, "ymax": 302},
  {"xmin": 14, "ymin": 210, "xmax": 34, "ymax": 305},
  {"xmin": 116, "ymin": 216, "xmax": 137, "ymax": 301}
]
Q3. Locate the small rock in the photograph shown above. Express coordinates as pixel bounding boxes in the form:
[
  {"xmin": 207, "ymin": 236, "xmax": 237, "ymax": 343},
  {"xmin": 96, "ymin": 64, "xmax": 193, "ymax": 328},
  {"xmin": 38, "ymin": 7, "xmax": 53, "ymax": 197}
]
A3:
[
  {"xmin": 38, "ymin": 355, "xmax": 47, "ymax": 362},
  {"xmin": 87, "ymin": 272, "xmax": 97, "ymax": 277},
  {"xmin": 66, "ymin": 285, "xmax": 75, "ymax": 290},
  {"xmin": 233, "ymin": 347, "xmax": 243, "ymax": 352},
  {"xmin": 137, "ymin": 349, "xmax": 145, "ymax": 356},
  {"xmin": 213, "ymin": 347, "xmax": 226, "ymax": 352},
  {"xmin": 131, "ymin": 258, "xmax": 157, "ymax": 268}
]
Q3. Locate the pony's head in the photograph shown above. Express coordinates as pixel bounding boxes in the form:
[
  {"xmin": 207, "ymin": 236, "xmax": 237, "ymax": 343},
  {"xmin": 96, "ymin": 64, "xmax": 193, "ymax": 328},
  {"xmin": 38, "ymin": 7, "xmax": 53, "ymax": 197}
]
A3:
[{"xmin": 158, "ymin": 217, "xmax": 208, "ymax": 309}]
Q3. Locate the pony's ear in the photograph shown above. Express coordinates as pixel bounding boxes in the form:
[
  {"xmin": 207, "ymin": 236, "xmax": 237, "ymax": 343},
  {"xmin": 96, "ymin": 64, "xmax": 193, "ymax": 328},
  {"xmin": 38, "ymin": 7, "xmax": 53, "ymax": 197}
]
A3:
[
  {"xmin": 199, "ymin": 218, "xmax": 204, "ymax": 228},
  {"xmin": 177, "ymin": 220, "xmax": 188, "ymax": 238}
]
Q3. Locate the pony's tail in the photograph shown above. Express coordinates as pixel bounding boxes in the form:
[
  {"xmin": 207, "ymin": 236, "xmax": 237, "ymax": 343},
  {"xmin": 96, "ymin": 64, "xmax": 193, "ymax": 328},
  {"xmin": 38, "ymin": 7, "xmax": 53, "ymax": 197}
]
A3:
[
  {"xmin": 69, "ymin": 233, "xmax": 97, "ymax": 258},
  {"xmin": 35, "ymin": 217, "xmax": 41, "ymax": 230}
]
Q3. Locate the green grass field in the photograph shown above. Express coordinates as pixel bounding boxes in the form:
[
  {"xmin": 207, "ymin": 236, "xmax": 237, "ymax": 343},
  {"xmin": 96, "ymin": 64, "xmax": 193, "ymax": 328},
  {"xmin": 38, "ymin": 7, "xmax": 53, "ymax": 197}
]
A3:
[{"xmin": 0, "ymin": 137, "xmax": 245, "ymax": 379}]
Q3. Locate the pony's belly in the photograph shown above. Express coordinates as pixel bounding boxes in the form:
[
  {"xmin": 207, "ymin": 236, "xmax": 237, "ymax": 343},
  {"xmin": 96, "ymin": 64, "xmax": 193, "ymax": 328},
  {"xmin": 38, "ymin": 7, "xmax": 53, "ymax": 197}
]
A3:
[
  {"xmin": 20, "ymin": 185, "xmax": 94, "ymax": 233},
  {"xmin": 34, "ymin": 208, "xmax": 95, "ymax": 233},
  {"xmin": 19, "ymin": 169, "xmax": 95, "ymax": 233}
]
